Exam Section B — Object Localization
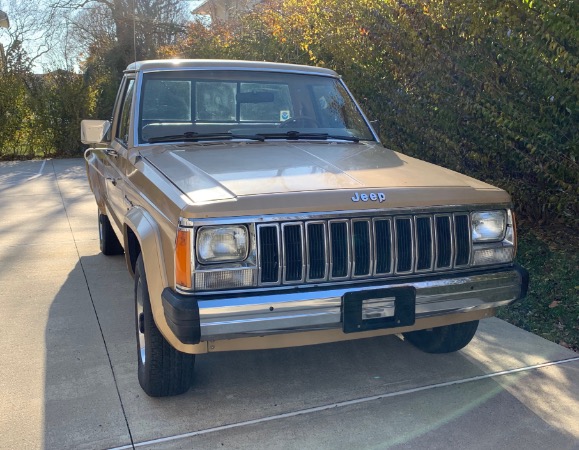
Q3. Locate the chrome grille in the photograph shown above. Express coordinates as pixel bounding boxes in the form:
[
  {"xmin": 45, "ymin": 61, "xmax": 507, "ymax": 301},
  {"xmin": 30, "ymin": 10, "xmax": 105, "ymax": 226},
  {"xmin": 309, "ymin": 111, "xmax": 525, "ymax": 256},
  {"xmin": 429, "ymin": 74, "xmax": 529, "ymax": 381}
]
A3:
[{"xmin": 257, "ymin": 212, "xmax": 471, "ymax": 285}]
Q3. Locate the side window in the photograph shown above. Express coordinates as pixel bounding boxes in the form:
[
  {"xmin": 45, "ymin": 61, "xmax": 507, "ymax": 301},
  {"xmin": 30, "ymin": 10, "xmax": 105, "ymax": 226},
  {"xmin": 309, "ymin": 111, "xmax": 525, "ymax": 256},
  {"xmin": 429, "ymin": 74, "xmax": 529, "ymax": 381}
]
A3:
[{"xmin": 116, "ymin": 79, "xmax": 135, "ymax": 145}]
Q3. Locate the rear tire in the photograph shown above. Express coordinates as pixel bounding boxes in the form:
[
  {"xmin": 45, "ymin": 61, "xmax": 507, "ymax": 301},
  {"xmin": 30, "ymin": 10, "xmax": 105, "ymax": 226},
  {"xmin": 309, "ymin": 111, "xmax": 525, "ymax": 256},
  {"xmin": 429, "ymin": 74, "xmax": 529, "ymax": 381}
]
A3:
[
  {"xmin": 402, "ymin": 320, "xmax": 479, "ymax": 353},
  {"xmin": 135, "ymin": 254, "xmax": 195, "ymax": 397},
  {"xmin": 98, "ymin": 212, "xmax": 123, "ymax": 255}
]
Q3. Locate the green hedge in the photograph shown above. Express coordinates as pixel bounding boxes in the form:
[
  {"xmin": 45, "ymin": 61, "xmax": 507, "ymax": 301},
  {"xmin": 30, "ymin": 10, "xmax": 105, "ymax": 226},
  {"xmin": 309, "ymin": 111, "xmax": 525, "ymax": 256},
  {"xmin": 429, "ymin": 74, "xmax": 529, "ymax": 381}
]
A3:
[{"xmin": 0, "ymin": 70, "xmax": 98, "ymax": 160}]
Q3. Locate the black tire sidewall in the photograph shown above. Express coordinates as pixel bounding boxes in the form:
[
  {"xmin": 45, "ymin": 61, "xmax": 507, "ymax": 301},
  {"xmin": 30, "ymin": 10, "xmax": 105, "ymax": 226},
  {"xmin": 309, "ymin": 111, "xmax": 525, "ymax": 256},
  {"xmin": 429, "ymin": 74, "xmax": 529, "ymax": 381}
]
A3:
[
  {"xmin": 134, "ymin": 254, "xmax": 195, "ymax": 397},
  {"xmin": 403, "ymin": 320, "xmax": 479, "ymax": 354},
  {"xmin": 98, "ymin": 212, "xmax": 123, "ymax": 255}
]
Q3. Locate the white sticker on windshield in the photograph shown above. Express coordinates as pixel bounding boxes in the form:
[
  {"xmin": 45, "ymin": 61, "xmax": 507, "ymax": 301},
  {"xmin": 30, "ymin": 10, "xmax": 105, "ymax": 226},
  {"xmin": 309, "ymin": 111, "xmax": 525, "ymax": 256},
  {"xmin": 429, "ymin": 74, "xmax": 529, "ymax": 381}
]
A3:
[{"xmin": 280, "ymin": 110, "xmax": 290, "ymax": 121}]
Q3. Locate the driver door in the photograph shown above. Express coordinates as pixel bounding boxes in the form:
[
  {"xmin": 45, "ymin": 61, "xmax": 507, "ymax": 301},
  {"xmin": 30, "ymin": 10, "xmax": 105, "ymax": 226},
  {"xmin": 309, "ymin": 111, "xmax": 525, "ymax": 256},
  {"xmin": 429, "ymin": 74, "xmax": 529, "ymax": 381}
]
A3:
[{"xmin": 104, "ymin": 77, "xmax": 135, "ymax": 234}]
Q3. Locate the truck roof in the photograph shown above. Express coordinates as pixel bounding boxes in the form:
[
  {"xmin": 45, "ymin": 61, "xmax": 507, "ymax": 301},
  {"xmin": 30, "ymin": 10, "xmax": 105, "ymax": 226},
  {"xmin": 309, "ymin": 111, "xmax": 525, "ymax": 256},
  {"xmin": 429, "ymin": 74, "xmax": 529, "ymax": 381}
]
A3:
[{"xmin": 125, "ymin": 59, "xmax": 339, "ymax": 77}]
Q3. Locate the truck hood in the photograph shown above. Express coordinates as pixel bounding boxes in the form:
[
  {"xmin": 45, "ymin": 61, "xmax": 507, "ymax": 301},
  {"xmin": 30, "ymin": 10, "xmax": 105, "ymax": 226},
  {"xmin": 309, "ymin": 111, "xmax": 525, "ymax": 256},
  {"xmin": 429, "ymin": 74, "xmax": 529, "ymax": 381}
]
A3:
[{"xmin": 142, "ymin": 141, "xmax": 509, "ymax": 214}]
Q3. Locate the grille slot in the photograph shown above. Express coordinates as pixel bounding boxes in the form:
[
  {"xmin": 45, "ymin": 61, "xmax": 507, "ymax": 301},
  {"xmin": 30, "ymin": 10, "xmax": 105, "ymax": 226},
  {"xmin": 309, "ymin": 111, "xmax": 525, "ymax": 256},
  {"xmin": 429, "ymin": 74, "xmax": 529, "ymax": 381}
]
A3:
[
  {"xmin": 330, "ymin": 221, "xmax": 349, "ymax": 278},
  {"xmin": 395, "ymin": 218, "xmax": 413, "ymax": 273},
  {"xmin": 307, "ymin": 222, "xmax": 327, "ymax": 280},
  {"xmin": 352, "ymin": 220, "xmax": 371, "ymax": 276},
  {"xmin": 454, "ymin": 214, "xmax": 471, "ymax": 266},
  {"xmin": 415, "ymin": 216, "xmax": 433, "ymax": 271},
  {"xmin": 374, "ymin": 219, "xmax": 392, "ymax": 275},
  {"xmin": 435, "ymin": 215, "xmax": 452, "ymax": 269},
  {"xmin": 282, "ymin": 223, "xmax": 303, "ymax": 282},
  {"xmin": 259, "ymin": 225, "xmax": 279, "ymax": 284},
  {"xmin": 257, "ymin": 211, "xmax": 473, "ymax": 285}
]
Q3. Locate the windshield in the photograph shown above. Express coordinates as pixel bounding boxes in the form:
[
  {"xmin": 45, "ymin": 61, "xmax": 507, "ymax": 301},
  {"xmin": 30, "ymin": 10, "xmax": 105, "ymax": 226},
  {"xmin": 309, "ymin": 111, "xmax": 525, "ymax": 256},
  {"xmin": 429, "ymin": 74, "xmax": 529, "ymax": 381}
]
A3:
[{"xmin": 138, "ymin": 70, "xmax": 376, "ymax": 144}]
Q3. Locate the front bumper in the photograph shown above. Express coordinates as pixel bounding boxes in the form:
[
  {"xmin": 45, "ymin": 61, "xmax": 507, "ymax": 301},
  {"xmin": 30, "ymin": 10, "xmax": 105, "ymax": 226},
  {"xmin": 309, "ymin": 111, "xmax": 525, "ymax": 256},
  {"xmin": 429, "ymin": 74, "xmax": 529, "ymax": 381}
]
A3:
[{"xmin": 162, "ymin": 264, "xmax": 528, "ymax": 344}]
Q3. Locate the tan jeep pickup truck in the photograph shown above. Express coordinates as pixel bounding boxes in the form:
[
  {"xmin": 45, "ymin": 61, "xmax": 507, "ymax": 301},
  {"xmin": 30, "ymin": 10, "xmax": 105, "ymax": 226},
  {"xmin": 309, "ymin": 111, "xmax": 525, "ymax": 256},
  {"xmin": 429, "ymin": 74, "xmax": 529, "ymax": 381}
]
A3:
[{"xmin": 82, "ymin": 59, "xmax": 528, "ymax": 397}]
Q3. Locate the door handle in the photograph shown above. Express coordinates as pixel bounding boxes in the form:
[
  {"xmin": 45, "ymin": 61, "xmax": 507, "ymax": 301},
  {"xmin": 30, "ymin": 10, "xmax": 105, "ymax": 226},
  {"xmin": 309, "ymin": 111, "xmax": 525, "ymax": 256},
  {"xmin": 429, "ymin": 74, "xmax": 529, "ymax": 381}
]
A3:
[
  {"xmin": 104, "ymin": 148, "xmax": 119, "ymax": 157},
  {"xmin": 106, "ymin": 177, "xmax": 118, "ymax": 186}
]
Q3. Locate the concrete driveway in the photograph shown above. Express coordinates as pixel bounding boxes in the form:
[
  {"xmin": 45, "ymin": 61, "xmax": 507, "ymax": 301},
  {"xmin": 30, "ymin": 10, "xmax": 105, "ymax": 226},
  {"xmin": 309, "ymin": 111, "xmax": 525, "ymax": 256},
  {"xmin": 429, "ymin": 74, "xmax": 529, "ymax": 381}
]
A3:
[{"xmin": 0, "ymin": 159, "xmax": 577, "ymax": 450}]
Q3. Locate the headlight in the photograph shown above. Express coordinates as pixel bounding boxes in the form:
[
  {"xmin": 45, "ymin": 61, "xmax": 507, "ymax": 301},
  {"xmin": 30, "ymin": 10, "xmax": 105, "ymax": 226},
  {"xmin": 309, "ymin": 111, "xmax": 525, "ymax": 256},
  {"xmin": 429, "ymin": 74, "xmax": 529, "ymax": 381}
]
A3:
[
  {"xmin": 197, "ymin": 226, "xmax": 248, "ymax": 264},
  {"xmin": 471, "ymin": 211, "xmax": 506, "ymax": 242},
  {"xmin": 471, "ymin": 209, "xmax": 516, "ymax": 267}
]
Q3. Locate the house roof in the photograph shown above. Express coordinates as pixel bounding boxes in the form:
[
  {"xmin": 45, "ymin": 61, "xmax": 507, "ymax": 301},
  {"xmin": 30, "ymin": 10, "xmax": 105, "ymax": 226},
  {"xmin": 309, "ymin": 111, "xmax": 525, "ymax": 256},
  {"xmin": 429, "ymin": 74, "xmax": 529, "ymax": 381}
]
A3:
[
  {"xmin": 0, "ymin": 10, "xmax": 9, "ymax": 28},
  {"xmin": 190, "ymin": 0, "xmax": 210, "ymax": 15}
]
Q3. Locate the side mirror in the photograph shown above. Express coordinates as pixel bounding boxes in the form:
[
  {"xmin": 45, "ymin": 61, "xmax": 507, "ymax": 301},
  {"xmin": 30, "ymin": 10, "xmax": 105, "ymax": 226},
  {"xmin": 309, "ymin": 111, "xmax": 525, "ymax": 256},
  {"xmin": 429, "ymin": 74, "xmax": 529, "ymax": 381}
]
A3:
[{"xmin": 81, "ymin": 120, "xmax": 111, "ymax": 145}]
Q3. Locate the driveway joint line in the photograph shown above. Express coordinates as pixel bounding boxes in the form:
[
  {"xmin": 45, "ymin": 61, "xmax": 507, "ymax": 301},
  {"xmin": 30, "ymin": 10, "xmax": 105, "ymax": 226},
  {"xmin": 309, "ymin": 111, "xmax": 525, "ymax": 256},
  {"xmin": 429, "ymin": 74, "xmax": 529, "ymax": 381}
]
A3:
[
  {"xmin": 107, "ymin": 355, "xmax": 579, "ymax": 450},
  {"xmin": 52, "ymin": 160, "xmax": 136, "ymax": 450}
]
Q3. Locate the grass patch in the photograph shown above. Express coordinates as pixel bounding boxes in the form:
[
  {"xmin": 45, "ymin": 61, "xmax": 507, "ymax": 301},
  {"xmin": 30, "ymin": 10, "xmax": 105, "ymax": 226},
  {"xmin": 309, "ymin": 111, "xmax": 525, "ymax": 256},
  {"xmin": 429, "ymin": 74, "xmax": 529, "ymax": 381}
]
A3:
[{"xmin": 497, "ymin": 224, "xmax": 579, "ymax": 352}]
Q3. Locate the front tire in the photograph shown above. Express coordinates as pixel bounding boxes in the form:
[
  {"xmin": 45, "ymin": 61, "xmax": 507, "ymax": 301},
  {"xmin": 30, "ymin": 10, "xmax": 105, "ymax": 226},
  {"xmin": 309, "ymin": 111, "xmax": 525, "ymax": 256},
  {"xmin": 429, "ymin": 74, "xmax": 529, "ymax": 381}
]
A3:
[
  {"xmin": 98, "ymin": 212, "xmax": 123, "ymax": 255},
  {"xmin": 135, "ymin": 254, "xmax": 195, "ymax": 397},
  {"xmin": 402, "ymin": 320, "xmax": 479, "ymax": 353}
]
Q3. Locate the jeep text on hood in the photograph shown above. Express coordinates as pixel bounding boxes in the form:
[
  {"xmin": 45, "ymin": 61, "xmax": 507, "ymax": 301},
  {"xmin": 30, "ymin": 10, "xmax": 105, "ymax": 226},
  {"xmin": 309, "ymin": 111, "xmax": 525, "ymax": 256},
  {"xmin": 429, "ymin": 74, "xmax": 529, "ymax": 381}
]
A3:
[{"xmin": 82, "ymin": 59, "xmax": 528, "ymax": 397}]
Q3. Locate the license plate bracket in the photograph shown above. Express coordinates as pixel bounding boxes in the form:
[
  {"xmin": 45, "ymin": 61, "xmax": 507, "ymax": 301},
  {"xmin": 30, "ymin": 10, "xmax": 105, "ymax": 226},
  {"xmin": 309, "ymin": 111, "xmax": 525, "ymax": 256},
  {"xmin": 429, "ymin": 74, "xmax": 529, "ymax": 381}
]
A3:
[{"xmin": 342, "ymin": 287, "xmax": 416, "ymax": 333}]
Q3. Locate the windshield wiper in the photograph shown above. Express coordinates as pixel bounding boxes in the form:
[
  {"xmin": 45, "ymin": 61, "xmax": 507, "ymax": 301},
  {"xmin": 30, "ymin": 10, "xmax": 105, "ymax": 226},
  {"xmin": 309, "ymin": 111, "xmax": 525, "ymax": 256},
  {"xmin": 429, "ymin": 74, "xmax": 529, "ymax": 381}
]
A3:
[
  {"xmin": 256, "ymin": 131, "xmax": 360, "ymax": 142},
  {"xmin": 147, "ymin": 130, "xmax": 362, "ymax": 144},
  {"xmin": 147, "ymin": 131, "xmax": 265, "ymax": 144}
]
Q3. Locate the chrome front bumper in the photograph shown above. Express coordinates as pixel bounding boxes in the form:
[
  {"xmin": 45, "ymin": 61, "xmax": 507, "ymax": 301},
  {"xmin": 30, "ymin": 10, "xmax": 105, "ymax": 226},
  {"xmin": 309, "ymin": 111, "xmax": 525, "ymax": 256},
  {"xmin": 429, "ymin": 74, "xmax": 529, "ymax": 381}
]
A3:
[{"xmin": 162, "ymin": 265, "xmax": 528, "ymax": 343}]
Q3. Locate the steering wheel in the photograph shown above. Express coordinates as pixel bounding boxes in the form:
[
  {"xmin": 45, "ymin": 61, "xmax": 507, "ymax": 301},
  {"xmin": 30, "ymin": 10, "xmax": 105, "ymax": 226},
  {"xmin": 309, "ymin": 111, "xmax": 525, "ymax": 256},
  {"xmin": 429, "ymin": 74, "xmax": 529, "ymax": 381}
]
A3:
[{"xmin": 280, "ymin": 116, "xmax": 320, "ymax": 128}]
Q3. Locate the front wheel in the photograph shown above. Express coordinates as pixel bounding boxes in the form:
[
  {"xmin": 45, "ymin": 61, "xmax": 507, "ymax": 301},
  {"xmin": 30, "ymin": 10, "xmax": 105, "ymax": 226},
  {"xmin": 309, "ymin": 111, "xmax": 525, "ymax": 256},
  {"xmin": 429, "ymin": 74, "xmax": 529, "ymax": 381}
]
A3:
[
  {"xmin": 135, "ymin": 254, "xmax": 195, "ymax": 397},
  {"xmin": 402, "ymin": 320, "xmax": 479, "ymax": 353}
]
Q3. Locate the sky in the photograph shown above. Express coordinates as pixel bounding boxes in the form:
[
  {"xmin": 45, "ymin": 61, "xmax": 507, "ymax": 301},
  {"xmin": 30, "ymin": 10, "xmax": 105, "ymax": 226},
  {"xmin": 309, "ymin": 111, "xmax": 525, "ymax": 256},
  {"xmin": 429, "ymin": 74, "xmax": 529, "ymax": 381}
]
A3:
[{"xmin": 0, "ymin": 0, "xmax": 207, "ymax": 73}]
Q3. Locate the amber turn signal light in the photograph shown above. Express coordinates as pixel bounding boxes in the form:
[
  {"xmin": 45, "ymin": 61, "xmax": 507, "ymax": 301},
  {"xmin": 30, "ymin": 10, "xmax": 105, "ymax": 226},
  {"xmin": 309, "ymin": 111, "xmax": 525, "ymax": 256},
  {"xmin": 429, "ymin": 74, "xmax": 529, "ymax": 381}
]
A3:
[{"xmin": 175, "ymin": 229, "xmax": 191, "ymax": 288}]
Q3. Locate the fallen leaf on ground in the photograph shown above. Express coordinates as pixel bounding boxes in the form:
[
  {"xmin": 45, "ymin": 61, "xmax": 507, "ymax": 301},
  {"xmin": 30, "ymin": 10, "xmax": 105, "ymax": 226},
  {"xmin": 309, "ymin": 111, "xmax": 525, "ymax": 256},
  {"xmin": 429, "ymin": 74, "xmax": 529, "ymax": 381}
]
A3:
[{"xmin": 549, "ymin": 300, "xmax": 560, "ymax": 308}]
